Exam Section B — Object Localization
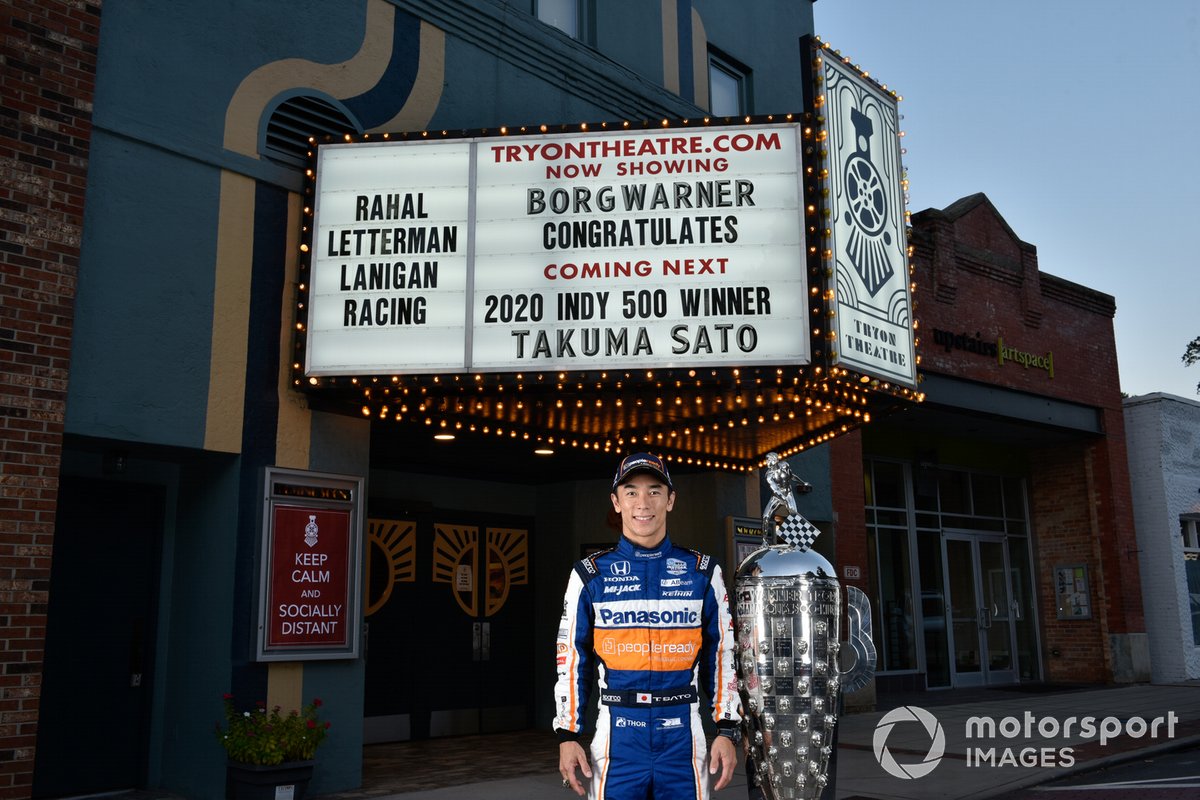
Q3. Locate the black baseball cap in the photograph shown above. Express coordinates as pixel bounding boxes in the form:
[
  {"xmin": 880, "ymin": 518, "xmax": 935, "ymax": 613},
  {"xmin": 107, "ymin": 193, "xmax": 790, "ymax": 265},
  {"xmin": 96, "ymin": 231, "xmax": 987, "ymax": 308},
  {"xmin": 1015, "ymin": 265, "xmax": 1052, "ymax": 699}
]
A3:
[{"xmin": 611, "ymin": 452, "xmax": 674, "ymax": 493}]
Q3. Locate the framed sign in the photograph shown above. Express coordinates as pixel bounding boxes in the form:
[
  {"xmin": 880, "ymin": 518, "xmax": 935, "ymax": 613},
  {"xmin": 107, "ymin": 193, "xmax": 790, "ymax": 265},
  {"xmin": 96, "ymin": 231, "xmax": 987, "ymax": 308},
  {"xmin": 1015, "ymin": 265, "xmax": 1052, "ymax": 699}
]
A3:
[
  {"xmin": 727, "ymin": 515, "xmax": 766, "ymax": 574},
  {"xmin": 257, "ymin": 467, "xmax": 365, "ymax": 660},
  {"xmin": 1054, "ymin": 563, "xmax": 1091, "ymax": 620},
  {"xmin": 814, "ymin": 41, "xmax": 917, "ymax": 388}
]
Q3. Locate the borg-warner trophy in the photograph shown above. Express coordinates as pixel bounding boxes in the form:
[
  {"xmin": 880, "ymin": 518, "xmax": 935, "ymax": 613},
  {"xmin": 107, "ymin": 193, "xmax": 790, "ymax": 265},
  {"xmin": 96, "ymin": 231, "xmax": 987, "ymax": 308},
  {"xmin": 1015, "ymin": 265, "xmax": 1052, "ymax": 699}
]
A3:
[{"xmin": 735, "ymin": 453, "xmax": 877, "ymax": 799}]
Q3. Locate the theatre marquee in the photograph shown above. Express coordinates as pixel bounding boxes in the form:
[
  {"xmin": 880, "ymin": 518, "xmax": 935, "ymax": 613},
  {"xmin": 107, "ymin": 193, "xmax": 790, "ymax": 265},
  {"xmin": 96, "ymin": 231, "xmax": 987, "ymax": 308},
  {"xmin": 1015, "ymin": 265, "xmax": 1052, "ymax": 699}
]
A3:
[
  {"xmin": 291, "ymin": 54, "xmax": 921, "ymax": 469},
  {"xmin": 304, "ymin": 122, "xmax": 809, "ymax": 376}
]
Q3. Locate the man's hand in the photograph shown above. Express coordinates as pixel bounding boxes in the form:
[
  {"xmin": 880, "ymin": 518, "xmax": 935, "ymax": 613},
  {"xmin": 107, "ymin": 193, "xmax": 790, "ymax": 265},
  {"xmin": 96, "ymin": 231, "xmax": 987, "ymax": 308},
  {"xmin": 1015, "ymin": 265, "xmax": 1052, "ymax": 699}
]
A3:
[
  {"xmin": 559, "ymin": 740, "xmax": 592, "ymax": 796},
  {"xmin": 709, "ymin": 734, "xmax": 737, "ymax": 791}
]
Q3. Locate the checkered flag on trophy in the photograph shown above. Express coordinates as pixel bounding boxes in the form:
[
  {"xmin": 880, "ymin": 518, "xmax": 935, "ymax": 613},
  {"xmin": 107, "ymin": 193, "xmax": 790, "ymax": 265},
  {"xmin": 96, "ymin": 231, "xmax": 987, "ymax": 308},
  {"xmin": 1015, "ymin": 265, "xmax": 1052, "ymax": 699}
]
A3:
[{"xmin": 776, "ymin": 513, "xmax": 820, "ymax": 551}]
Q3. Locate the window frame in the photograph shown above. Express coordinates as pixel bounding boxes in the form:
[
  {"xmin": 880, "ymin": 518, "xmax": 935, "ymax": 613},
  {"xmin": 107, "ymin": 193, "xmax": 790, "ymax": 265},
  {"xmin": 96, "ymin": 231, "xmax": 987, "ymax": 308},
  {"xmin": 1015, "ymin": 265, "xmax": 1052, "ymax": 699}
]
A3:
[
  {"xmin": 535, "ymin": 0, "xmax": 588, "ymax": 42},
  {"xmin": 707, "ymin": 48, "xmax": 750, "ymax": 117}
]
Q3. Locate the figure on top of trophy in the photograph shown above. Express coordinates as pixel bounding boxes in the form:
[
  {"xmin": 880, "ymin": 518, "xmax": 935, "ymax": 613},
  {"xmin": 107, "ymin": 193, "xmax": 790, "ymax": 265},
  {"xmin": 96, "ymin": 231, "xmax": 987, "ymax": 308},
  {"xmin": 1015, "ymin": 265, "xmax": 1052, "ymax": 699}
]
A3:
[
  {"xmin": 760, "ymin": 453, "xmax": 819, "ymax": 554},
  {"xmin": 761, "ymin": 453, "xmax": 812, "ymax": 537}
]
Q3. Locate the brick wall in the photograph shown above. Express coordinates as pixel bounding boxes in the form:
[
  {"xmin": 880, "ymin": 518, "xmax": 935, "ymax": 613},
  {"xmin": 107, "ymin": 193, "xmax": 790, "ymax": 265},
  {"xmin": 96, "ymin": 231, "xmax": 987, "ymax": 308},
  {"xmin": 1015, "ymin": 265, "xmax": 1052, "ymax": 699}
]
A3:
[
  {"xmin": 908, "ymin": 194, "xmax": 1145, "ymax": 683},
  {"xmin": 829, "ymin": 430, "xmax": 868, "ymax": 593},
  {"xmin": 0, "ymin": 1, "xmax": 98, "ymax": 795},
  {"xmin": 1028, "ymin": 444, "xmax": 1109, "ymax": 683},
  {"xmin": 912, "ymin": 196, "xmax": 1122, "ymax": 407}
]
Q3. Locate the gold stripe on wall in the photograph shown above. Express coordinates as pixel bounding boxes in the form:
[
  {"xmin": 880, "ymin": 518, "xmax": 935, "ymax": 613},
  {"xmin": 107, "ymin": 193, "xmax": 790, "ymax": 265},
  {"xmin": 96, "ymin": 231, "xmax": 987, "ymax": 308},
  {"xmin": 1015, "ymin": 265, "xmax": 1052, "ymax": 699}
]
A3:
[
  {"xmin": 267, "ymin": 661, "xmax": 304, "ymax": 718},
  {"xmin": 204, "ymin": 170, "xmax": 255, "ymax": 453},
  {"xmin": 217, "ymin": 0, "xmax": 400, "ymax": 712},
  {"xmin": 661, "ymin": 0, "xmax": 680, "ymax": 94},
  {"xmin": 276, "ymin": 190, "xmax": 311, "ymax": 469},
  {"xmin": 211, "ymin": 0, "xmax": 399, "ymax": 453},
  {"xmin": 223, "ymin": 0, "xmax": 396, "ymax": 157}
]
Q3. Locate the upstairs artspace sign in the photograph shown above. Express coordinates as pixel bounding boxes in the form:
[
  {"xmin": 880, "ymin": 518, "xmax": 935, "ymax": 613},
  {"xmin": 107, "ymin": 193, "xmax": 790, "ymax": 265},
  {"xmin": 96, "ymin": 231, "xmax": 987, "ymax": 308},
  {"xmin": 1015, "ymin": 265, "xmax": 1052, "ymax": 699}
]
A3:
[{"xmin": 304, "ymin": 123, "xmax": 810, "ymax": 375}]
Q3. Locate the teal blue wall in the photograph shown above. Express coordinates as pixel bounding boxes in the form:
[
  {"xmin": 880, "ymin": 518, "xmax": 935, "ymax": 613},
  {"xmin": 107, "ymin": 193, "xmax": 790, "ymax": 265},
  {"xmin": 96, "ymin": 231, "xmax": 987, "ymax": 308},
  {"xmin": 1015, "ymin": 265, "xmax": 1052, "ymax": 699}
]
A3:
[
  {"xmin": 66, "ymin": 135, "xmax": 220, "ymax": 446},
  {"xmin": 695, "ymin": 0, "xmax": 812, "ymax": 111},
  {"xmin": 158, "ymin": 457, "xmax": 243, "ymax": 797}
]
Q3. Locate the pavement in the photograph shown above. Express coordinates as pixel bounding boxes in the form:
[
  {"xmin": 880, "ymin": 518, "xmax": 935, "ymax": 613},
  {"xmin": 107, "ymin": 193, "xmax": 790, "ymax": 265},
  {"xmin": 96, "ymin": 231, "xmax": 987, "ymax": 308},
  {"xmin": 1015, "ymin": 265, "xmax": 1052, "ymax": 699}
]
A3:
[{"xmin": 328, "ymin": 681, "xmax": 1200, "ymax": 800}]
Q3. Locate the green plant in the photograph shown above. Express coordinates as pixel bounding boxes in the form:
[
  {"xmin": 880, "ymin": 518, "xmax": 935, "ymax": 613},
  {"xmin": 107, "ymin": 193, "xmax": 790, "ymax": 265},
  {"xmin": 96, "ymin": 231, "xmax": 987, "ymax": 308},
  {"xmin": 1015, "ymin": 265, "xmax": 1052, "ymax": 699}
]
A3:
[{"xmin": 216, "ymin": 694, "xmax": 331, "ymax": 765}]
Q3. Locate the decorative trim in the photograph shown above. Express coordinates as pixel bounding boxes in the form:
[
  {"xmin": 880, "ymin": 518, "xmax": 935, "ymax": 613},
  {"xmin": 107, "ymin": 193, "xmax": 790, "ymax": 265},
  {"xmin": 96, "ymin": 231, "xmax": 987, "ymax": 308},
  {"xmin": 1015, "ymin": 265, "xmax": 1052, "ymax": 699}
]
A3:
[
  {"xmin": 369, "ymin": 21, "xmax": 445, "ymax": 133},
  {"xmin": 224, "ymin": 0, "xmax": 396, "ymax": 157},
  {"xmin": 204, "ymin": 170, "xmax": 255, "ymax": 453}
]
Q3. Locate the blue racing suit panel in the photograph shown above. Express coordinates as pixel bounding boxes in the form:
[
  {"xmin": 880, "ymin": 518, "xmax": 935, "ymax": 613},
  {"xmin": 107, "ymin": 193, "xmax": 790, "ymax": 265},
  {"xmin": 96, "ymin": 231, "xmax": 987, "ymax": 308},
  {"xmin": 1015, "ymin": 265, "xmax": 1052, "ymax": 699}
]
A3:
[
  {"xmin": 552, "ymin": 535, "xmax": 742, "ymax": 799},
  {"xmin": 554, "ymin": 556, "xmax": 604, "ymax": 738}
]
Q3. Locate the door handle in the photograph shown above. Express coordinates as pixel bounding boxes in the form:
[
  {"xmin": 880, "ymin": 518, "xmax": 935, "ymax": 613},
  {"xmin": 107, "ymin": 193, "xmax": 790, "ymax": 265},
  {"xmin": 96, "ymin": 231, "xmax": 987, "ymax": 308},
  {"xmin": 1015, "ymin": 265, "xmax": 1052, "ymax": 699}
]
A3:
[
  {"xmin": 472, "ymin": 622, "xmax": 482, "ymax": 662},
  {"xmin": 979, "ymin": 607, "xmax": 992, "ymax": 629},
  {"xmin": 482, "ymin": 621, "xmax": 491, "ymax": 661}
]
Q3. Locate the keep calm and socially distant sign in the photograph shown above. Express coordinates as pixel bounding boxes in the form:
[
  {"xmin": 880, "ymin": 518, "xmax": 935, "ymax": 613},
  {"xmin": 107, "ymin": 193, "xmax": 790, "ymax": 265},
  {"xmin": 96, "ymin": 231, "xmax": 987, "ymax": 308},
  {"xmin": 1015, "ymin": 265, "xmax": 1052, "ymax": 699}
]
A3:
[{"xmin": 305, "ymin": 123, "xmax": 811, "ymax": 375}]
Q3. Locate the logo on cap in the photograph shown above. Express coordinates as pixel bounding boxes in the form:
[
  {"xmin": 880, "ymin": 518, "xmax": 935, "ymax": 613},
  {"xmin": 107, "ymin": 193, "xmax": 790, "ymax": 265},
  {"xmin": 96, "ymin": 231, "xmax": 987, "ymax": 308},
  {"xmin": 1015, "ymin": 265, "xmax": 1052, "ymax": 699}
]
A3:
[{"xmin": 612, "ymin": 452, "xmax": 673, "ymax": 491}]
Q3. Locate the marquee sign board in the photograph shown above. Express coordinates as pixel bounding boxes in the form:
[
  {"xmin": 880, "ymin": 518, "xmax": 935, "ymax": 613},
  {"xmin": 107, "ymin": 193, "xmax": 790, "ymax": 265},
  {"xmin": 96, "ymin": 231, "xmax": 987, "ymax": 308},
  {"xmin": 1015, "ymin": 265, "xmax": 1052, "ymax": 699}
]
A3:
[
  {"xmin": 817, "ymin": 45, "xmax": 917, "ymax": 388},
  {"xmin": 305, "ymin": 123, "xmax": 810, "ymax": 376}
]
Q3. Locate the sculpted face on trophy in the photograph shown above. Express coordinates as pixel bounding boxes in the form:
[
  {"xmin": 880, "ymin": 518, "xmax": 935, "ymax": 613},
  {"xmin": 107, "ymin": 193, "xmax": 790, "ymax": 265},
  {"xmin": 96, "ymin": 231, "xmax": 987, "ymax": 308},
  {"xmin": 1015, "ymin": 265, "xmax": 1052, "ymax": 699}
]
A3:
[{"xmin": 734, "ymin": 453, "xmax": 877, "ymax": 800}]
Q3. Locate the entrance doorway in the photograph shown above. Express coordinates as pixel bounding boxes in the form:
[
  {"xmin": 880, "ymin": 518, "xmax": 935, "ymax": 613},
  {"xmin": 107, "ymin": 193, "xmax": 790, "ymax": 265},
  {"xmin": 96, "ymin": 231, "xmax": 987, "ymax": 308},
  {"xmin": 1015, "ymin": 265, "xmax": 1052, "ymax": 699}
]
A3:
[
  {"xmin": 942, "ymin": 531, "xmax": 1019, "ymax": 687},
  {"xmin": 33, "ymin": 477, "xmax": 163, "ymax": 797},
  {"xmin": 362, "ymin": 512, "xmax": 534, "ymax": 742}
]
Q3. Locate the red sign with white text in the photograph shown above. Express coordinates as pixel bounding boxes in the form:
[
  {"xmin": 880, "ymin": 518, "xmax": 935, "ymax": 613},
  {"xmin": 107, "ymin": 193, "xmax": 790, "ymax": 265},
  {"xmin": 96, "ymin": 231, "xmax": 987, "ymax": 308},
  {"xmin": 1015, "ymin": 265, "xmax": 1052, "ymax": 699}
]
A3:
[{"xmin": 266, "ymin": 505, "xmax": 351, "ymax": 648}]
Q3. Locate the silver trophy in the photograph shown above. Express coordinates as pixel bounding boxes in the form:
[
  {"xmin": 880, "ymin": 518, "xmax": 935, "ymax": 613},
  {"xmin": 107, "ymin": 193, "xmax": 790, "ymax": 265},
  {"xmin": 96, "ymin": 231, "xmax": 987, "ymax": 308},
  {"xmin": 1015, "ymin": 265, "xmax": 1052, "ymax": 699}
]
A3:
[{"xmin": 735, "ymin": 453, "xmax": 876, "ymax": 799}]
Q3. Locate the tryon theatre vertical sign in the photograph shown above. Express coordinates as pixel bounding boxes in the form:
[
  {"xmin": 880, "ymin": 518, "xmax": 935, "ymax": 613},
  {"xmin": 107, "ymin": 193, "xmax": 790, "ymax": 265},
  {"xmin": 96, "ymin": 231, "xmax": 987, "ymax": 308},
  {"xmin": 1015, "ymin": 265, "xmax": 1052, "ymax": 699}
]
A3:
[
  {"xmin": 257, "ymin": 467, "xmax": 364, "ymax": 660},
  {"xmin": 817, "ymin": 45, "xmax": 917, "ymax": 387}
]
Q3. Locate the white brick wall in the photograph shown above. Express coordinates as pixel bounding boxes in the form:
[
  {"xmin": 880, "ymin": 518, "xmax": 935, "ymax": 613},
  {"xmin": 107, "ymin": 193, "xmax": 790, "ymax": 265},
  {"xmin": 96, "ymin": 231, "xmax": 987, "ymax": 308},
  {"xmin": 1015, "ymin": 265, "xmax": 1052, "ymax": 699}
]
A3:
[{"xmin": 1124, "ymin": 392, "xmax": 1200, "ymax": 682}]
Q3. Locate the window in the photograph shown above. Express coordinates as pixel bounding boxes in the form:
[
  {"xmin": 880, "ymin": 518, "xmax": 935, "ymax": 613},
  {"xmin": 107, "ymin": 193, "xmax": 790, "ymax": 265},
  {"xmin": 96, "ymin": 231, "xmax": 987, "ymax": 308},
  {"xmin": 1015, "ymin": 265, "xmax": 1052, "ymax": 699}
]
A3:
[
  {"xmin": 863, "ymin": 458, "xmax": 1036, "ymax": 683},
  {"xmin": 870, "ymin": 525, "xmax": 916, "ymax": 671},
  {"xmin": 1182, "ymin": 516, "xmax": 1200, "ymax": 644},
  {"xmin": 708, "ymin": 51, "xmax": 748, "ymax": 116},
  {"xmin": 537, "ymin": 0, "xmax": 580, "ymax": 38}
]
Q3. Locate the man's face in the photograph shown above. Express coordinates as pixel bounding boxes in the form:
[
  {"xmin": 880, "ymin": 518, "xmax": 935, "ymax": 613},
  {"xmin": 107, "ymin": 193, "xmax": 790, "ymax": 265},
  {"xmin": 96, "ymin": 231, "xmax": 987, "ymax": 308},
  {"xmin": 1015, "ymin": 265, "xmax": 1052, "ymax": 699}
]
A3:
[{"xmin": 610, "ymin": 472, "xmax": 675, "ymax": 548}]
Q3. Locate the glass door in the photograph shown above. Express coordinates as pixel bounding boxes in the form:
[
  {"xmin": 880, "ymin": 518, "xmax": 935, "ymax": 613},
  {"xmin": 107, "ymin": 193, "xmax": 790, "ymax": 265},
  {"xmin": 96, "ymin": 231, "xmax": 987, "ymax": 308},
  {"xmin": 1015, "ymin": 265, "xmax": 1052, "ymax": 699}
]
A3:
[
  {"xmin": 978, "ymin": 538, "xmax": 1017, "ymax": 684},
  {"xmin": 942, "ymin": 532, "xmax": 1018, "ymax": 687}
]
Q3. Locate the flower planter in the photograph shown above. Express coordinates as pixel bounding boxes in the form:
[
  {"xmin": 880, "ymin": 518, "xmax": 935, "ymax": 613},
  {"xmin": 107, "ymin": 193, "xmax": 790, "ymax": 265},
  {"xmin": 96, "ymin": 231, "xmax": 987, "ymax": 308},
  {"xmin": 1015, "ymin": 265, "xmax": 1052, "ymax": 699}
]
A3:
[{"xmin": 227, "ymin": 760, "xmax": 315, "ymax": 800}]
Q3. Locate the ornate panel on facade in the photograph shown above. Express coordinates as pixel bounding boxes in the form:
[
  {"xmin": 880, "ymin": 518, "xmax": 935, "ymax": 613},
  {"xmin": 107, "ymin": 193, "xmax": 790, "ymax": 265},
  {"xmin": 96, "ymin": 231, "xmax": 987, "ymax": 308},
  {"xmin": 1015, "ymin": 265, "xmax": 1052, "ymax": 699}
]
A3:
[
  {"xmin": 483, "ymin": 527, "xmax": 528, "ymax": 616},
  {"xmin": 365, "ymin": 518, "xmax": 417, "ymax": 616}
]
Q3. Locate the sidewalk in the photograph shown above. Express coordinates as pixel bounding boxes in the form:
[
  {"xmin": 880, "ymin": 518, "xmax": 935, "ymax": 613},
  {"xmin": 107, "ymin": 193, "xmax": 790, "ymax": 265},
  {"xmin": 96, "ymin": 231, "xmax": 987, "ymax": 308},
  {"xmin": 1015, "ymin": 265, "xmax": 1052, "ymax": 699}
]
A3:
[
  {"xmin": 832, "ymin": 681, "xmax": 1200, "ymax": 799},
  {"xmin": 322, "ymin": 682, "xmax": 1200, "ymax": 800}
]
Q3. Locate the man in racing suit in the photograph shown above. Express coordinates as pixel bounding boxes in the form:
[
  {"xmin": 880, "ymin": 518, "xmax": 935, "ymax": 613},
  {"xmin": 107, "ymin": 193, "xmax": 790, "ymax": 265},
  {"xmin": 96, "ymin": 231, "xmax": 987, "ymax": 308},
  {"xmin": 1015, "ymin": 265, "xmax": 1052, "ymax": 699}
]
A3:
[{"xmin": 555, "ymin": 452, "xmax": 742, "ymax": 799}]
